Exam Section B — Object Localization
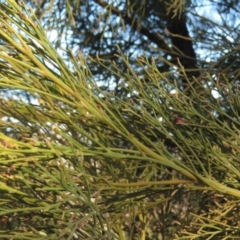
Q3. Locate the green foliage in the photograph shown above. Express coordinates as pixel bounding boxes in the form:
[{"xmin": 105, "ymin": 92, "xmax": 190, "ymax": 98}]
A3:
[{"xmin": 0, "ymin": 0, "xmax": 239, "ymax": 239}]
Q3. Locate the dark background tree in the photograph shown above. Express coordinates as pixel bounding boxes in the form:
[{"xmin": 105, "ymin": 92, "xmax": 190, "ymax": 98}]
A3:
[{"xmin": 28, "ymin": 0, "xmax": 240, "ymax": 89}]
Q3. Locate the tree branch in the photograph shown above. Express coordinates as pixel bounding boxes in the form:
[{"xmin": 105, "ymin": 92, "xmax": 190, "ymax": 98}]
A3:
[{"xmin": 94, "ymin": 0, "xmax": 171, "ymax": 52}]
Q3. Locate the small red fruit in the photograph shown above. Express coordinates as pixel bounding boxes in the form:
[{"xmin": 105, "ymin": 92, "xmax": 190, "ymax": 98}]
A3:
[{"xmin": 174, "ymin": 117, "xmax": 184, "ymax": 124}]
